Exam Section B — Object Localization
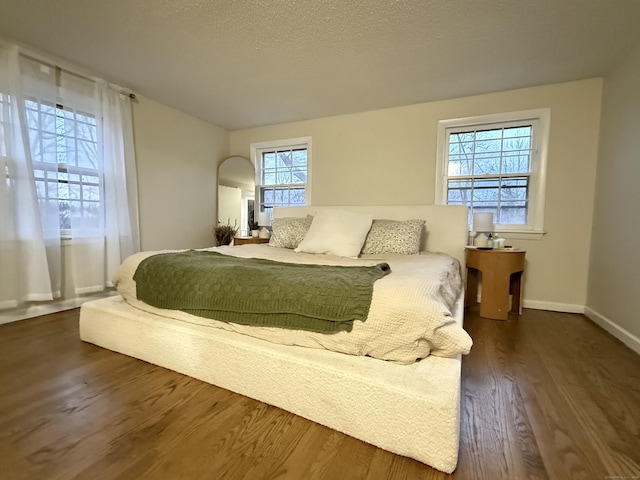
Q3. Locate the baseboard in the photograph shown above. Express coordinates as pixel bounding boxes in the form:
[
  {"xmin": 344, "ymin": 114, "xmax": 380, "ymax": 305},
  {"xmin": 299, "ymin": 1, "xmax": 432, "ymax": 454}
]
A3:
[
  {"xmin": 522, "ymin": 300, "xmax": 585, "ymax": 314},
  {"xmin": 473, "ymin": 290, "xmax": 585, "ymax": 314},
  {"xmin": 0, "ymin": 291, "xmax": 116, "ymax": 325},
  {"xmin": 477, "ymin": 297, "xmax": 639, "ymax": 355},
  {"xmin": 584, "ymin": 307, "xmax": 640, "ymax": 355}
]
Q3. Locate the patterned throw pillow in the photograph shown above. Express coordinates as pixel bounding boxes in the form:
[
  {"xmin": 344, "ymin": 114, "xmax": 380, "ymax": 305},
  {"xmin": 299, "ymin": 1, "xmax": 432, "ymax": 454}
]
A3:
[
  {"xmin": 361, "ymin": 219, "xmax": 425, "ymax": 255},
  {"xmin": 269, "ymin": 215, "xmax": 314, "ymax": 249}
]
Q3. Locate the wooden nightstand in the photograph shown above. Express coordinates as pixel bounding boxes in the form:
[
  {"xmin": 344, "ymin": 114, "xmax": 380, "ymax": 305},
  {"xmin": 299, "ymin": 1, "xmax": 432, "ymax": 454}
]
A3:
[
  {"xmin": 465, "ymin": 247, "xmax": 526, "ymax": 320},
  {"xmin": 233, "ymin": 237, "xmax": 270, "ymax": 246}
]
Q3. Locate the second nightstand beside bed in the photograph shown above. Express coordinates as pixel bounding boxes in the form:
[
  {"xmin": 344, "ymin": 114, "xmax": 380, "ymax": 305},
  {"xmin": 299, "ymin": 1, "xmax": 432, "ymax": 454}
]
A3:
[{"xmin": 465, "ymin": 246, "xmax": 526, "ymax": 320}]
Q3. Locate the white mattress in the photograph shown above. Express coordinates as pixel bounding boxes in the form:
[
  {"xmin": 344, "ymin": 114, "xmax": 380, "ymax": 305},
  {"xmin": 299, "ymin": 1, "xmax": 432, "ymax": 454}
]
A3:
[
  {"xmin": 79, "ymin": 294, "xmax": 463, "ymax": 473},
  {"xmin": 114, "ymin": 245, "xmax": 472, "ymax": 364}
]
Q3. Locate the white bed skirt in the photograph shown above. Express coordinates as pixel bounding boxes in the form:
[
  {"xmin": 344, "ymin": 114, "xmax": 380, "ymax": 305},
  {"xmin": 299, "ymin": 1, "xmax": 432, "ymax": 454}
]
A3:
[{"xmin": 79, "ymin": 294, "xmax": 463, "ymax": 473}]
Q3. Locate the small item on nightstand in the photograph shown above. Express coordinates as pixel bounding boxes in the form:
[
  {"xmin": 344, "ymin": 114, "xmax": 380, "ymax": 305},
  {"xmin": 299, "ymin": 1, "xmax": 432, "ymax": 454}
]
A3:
[
  {"xmin": 257, "ymin": 211, "xmax": 271, "ymax": 239},
  {"xmin": 474, "ymin": 232, "xmax": 489, "ymax": 247},
  {"xmin": 259, "ymin": 227, "xmax": 271, "ymax": 239},
  {"xmin": 486, "ymin": 233, "xmax": 494, "ymax": 248},
  {"xmin": 248, "ymin": 217, "xmax": 259, "ymax": 238}
]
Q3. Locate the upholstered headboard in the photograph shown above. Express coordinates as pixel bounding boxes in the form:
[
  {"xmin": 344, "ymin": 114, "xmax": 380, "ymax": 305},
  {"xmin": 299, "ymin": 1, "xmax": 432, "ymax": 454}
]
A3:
[{"xmin": 273, "ymin": 205, "xmax": 468, "ymax": 268}]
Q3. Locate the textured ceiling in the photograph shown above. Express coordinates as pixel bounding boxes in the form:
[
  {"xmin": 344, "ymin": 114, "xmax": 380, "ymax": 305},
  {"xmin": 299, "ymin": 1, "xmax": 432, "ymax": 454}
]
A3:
[{"xmin": 1, "ymin": 0, "xmax": 640, "ymax": 130}]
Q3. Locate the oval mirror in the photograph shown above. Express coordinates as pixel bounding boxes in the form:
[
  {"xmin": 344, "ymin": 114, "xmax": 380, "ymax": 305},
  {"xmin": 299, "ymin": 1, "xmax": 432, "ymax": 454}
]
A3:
[{"xmin": 218, "ymin": 156, "xmax": 255, "ymax": 237}]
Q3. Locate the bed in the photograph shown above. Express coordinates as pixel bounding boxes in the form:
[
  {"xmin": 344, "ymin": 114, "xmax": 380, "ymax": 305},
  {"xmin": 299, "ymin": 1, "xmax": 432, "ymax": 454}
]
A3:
[{"xmin": 79, "ymin": 204, "xmax": 470, "ymax": 473}]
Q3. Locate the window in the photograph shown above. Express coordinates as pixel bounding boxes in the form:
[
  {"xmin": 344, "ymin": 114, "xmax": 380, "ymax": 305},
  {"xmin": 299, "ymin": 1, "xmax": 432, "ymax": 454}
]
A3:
[
  {"xmin": 435, "ymin": 109, "xmax": 549, "ymax": 234},
  {"xmin": 252, "ymin": 137, "xmax": 311, "ymax": 217},
  {"xmin": 25, "ymin": 97, "xmax": 101, "ymax": 232}
]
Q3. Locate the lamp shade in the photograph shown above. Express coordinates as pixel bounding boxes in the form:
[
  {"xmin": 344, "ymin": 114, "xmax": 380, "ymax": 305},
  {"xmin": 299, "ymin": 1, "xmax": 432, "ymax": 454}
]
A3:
[
  {"xmin": 472, "ymin": 212, "xmax": 494, "ymax": 232},
  {"xmin": 258, "ymin": 211, "xmax": 271, "ymax": 227}
]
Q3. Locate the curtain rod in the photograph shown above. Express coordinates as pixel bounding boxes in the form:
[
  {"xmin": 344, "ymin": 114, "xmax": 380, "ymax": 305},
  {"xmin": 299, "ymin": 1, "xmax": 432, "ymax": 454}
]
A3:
[{"xmin": 18, "ymin": 51, "xmax": 136, "ymax": 100}]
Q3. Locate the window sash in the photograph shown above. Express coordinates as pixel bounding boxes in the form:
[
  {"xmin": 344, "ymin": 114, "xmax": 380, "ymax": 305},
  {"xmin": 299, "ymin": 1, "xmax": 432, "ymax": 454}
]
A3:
[
  {"xmin": 256, "ymin": 143, "xmax": 309, "ymax": 215},
  {"xmin": 259, "ymin": 185, "xmax": 306, "ymax": 217},
  {"xmin": 445, "ymin": 123, "xmax": 534, "ymax": 226},
  {"xmin": 446, "ymin": 123, "xmax": 533, "ymax": 178},
  {"xmin": 24, "ymin": 98, "xmax": 103, "ymax": 233},
  {"xmin": 446, "ymin": 176, "xmax": 530, "ymax": 225},
  {"xmin": 32, "ymin": 161, "xmax": 102, "ymax": 232},
  {"xmin": 436, "ymin": 110, "xmax": 549, "ymax": 233}
]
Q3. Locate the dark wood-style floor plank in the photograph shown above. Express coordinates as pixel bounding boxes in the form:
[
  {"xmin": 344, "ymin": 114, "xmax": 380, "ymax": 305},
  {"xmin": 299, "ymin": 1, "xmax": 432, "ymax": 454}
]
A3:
[{"xmin": 1, "ymin": 306, "xmax": 639, "ymax": 480}]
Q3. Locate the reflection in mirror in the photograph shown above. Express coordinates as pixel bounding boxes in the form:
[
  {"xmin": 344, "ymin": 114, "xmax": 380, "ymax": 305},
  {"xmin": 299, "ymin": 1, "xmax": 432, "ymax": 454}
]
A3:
[{"xmin": 218, "ymin": 156, "xmax": 255, "ymax": 237}]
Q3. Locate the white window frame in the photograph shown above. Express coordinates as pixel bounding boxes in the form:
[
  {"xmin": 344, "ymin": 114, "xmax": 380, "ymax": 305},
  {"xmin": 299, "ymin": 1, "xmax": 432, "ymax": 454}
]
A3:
[
  {"xmin": 25, "ymin": 97, "xmax": 102, "ymax": 237},
  {"xmin": 435, "ymin": 109, "xmax": 550, "ymax": 237},
  {"xmin": 251, "ymin": 136, "xmax": 312, "ymax": 216}
]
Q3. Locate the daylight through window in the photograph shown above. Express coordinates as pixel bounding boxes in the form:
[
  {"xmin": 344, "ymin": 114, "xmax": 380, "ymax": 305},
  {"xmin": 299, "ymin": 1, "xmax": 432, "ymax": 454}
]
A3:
[
  {"xmin": 436, "ymin": 110, "xmax": 549, "ymax": 232},
  {"xmin": 447, "ymin": 124, "xmax": 532, "ymax": 225},
  {"xmin": 254, "ymin": 138, "xmax": 310, "ymax": 217},
  {"xmin": 25, "ymin": 98, "xmax": 101, "ymax": 232}
]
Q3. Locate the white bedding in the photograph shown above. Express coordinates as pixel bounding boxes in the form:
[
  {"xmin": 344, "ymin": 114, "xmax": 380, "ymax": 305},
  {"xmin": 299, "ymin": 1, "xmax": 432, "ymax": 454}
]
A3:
[{"xmin": 114, "ymin": 244, "xmax": 472, "ymax": 364}]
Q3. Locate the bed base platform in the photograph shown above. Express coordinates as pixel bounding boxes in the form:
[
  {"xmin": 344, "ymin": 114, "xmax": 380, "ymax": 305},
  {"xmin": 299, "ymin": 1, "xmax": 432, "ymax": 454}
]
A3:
[{"xmin": 79, "ymin": 294, "xmax": 463, "ymax": 473}]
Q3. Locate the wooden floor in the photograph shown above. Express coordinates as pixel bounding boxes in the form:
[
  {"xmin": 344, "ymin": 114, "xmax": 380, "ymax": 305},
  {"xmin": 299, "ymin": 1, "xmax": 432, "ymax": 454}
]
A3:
[{"xmin": 1, "ymin": 308, "xmax": 639, "ymax": 480}]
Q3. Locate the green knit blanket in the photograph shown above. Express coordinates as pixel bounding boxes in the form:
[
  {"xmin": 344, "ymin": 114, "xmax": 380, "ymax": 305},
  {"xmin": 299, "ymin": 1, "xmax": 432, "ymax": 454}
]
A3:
[{"xmin": 133, "ymin": 250, "xmax": 391, "ymax": 333}]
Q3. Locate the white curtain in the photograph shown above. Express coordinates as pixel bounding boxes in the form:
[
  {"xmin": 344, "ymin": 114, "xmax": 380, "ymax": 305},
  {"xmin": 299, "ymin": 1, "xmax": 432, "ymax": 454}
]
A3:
[
  {"xmin": 0, "ymin": 43, "xmax": 139, "ymax": 307},
  {"xmin": 0, "ymin": 45, "xmax": 55, "ymax": 308},
  {"xmin": 99, "ymin": 80, "xmax": 140, "ymax": 286}
]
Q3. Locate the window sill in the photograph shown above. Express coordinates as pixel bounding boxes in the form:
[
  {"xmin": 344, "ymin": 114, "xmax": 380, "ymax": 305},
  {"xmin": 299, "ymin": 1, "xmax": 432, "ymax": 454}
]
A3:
[
  {"xmin": 61, "ymin": 234, "xmax": 106, "ymax": 246},
  {"xmin": 469, "ymin": 230, "xmax": 546, "ymax": 241},
  {"xmin": 493, "ymin": 230, "xmax": 546, "ymax": 240}
]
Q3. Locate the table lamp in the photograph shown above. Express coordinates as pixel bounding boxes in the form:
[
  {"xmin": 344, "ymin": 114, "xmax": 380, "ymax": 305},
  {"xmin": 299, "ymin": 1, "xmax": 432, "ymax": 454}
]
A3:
[
  {"xmin": 472, "ymin": 212, "xmax": 494, "ymax": 247},
  {"xmin": 258, "ymin": 211, "xmax": 271, "ymax": 239}
]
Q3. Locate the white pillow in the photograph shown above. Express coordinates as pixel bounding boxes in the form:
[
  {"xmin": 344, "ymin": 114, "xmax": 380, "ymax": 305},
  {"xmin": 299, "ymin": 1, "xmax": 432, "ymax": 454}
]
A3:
[{"xmin": 294, "ymin": 209, "xmax": 373, "ymax": 257}]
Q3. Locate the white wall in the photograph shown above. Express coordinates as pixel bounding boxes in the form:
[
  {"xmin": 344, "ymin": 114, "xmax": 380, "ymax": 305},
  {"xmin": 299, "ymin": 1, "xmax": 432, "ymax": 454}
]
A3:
[
  {"xmin": 132, "ymin": 95, "xmax": 229, "ymax": 251},
  {"xmin": 586, "ymin": 45, "xmax": 640, "ymax": 353},
  {"xmin": 230, "ymin": 79, "xmax": 603, "ymax": 309}
]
